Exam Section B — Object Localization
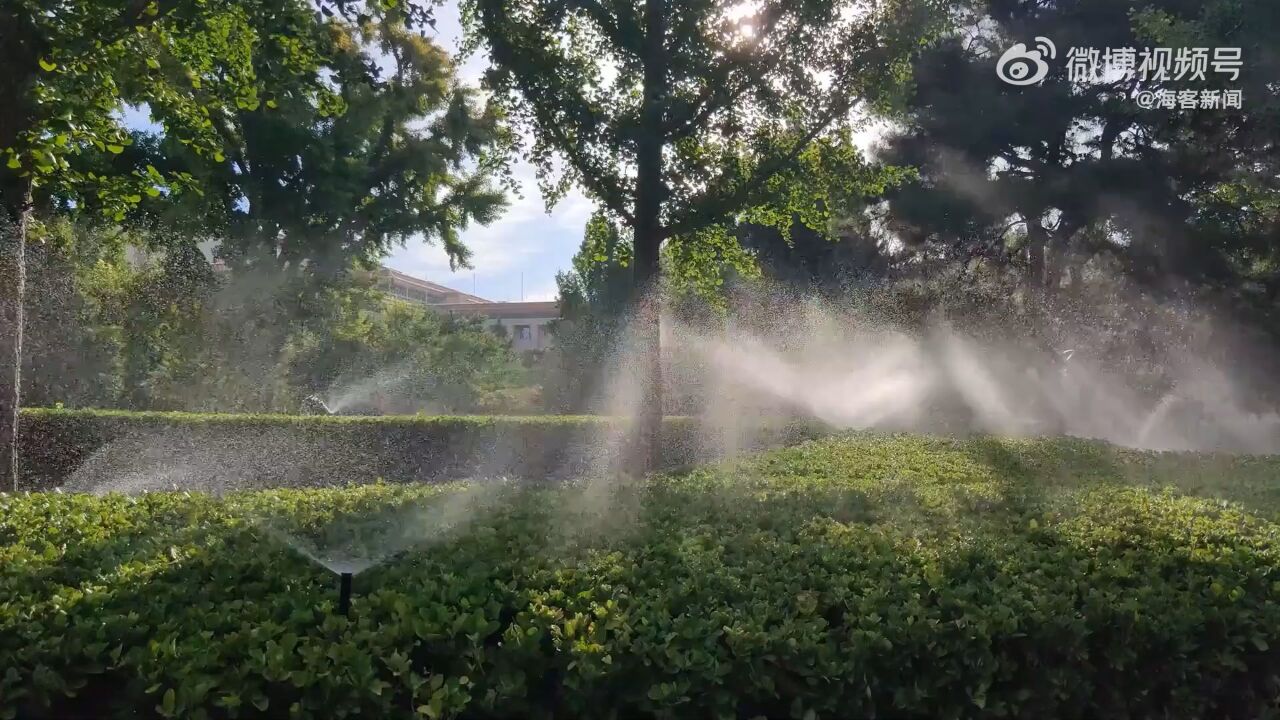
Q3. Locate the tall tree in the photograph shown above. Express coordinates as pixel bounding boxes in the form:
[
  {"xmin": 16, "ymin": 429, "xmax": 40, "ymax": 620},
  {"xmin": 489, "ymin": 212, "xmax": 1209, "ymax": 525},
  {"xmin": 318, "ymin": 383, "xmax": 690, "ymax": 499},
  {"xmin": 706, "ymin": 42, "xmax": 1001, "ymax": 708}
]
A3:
[
  {"xmin": 466, "ymin": 0, "xmax": 940, "ymax": 470},
  {"xmin": 82, "ymin": 12, "xmax": 514, "ymax": 410},
  {"xmin": 284, "ymin": 290, "xmax": 525, "ymax": 414},
  {"xmin": 1133, "ymin": 0, "xmax": 1280, "ymax": 319},
  {"xmin": 546, "ymin": 211, "xmax": 635, "ymax": 411},
  {"xmin": 0, "ymin": 0, "xmax": 434, "ymax": 488},
  {"xmin": 20, "ymin": 221, "xmax": 129, "ymax": 409},
  {"xmin": 880, "ymin": 0, "xmax": 1280, "ymax": 298},
  {"xmin": 128, "ymin": 15, "xmax": 512, "ymax": 279},
  {"xmin": 736, "ymin": 220, "xmax": 892, "ymax": 296},
  {"xmin": 0, "ymin": 0, "xmax": 298, "ymax": 488}
]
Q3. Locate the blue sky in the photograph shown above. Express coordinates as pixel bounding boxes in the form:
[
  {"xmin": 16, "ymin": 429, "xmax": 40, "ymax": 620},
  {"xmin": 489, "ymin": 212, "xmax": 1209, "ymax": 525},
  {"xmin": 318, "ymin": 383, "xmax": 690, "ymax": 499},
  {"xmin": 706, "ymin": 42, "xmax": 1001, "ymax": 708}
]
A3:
[{"xmin": 383, "ymin": 2, "xmax": 587, "ymax": 302}]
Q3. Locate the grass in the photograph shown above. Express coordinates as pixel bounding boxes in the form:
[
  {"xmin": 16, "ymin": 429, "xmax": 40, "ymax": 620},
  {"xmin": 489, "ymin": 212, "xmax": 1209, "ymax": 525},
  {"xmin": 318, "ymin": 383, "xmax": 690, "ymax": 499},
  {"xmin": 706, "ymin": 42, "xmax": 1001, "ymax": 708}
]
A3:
[{"xmin": 3, "ymin": 433, "xmax": 1280, "ymax": 719}]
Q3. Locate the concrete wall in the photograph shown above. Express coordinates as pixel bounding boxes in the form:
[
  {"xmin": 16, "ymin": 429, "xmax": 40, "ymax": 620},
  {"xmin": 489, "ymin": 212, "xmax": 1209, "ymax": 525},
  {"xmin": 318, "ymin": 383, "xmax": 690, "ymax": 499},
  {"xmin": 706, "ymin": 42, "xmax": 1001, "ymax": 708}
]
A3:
[{"xmin": 489, "ymin": 316, "xmax": 556, "ymax": 352}]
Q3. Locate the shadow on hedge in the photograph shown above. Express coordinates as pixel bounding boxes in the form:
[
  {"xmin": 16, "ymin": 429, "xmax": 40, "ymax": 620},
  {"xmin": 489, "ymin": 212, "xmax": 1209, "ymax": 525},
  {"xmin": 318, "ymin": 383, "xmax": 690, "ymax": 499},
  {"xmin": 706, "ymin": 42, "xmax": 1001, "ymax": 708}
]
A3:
[
  {"xmin": 5, "ymin": 440, "xmax": 1280, "ymax": 718},
  {"xmin": 956, "ymin": 435, "xmax": 1280, "ymax": 517}
]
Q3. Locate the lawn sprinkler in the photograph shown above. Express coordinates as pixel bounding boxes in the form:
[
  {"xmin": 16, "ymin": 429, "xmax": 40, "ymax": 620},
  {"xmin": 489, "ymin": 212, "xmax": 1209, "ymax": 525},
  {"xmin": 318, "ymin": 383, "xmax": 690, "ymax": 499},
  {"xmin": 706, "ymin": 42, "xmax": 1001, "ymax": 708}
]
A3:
[
  {"xmin": 304, "ymin": 394, "xmax": 335, "ymax": 416},
  {"xmin": 337, "ymin": 572, "xmax": 353, "ymax": 616}
]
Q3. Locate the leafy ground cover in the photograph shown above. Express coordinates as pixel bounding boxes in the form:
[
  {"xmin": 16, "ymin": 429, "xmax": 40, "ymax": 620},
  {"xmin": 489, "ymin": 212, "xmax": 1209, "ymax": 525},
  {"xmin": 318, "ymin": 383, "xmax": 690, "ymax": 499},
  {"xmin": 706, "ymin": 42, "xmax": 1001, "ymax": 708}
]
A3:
[{"xmin": 3, "ymin": 434, "xmax": 1280, "ymax": 719}]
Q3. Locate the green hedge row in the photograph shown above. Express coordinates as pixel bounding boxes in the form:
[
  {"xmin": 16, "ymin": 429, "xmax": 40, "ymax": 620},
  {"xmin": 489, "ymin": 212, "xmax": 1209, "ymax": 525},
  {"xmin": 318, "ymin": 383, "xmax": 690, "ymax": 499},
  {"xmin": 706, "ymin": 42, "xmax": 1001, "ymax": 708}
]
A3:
[
  {"xmin": 3, "ymin": 435, "xmax": 1280, "ymax": 719},
  {"xmin": 17, "ymin": 408, "xmax": 821, "ymax": 491}
]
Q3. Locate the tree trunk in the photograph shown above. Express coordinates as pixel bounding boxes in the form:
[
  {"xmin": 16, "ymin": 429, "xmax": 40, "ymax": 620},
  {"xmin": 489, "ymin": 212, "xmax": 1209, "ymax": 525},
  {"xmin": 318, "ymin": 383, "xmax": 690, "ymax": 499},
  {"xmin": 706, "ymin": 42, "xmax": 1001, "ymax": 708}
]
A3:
[
  {"xmin": 0, "ymin": 174, "xmax": 29, "ymax": 491},
  {"xmin": 1066, "ymin": 255, "xmax": 1085, "ymax": 294},
  {"xmin": 1043, "ymin": 239, "xmax": 1061, "ymax": 293},
  {"xmin": 630, "ymin": 0, "xmax": 666, "ymax": 475},
  {"xmin": 1, "ymin": 6, "xmax": 43, "ymax": 490},
  {"xmin": 1026, "ymin": 218, "xmax": 1048, "ymax": 292}
]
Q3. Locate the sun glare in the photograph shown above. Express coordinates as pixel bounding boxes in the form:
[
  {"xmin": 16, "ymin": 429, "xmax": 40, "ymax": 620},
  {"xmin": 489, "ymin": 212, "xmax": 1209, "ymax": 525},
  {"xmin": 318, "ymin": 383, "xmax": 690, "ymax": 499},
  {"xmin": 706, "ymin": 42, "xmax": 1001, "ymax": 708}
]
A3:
[{"xmin": 726, "ymin": 0, "xmax": 761, "ymax": 39}]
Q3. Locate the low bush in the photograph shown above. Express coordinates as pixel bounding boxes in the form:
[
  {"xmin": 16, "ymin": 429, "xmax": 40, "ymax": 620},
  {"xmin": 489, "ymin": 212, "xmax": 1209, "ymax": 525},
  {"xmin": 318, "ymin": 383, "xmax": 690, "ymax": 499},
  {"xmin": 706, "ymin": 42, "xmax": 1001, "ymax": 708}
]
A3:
[
  {"xmin": 3, "ymin": 435, "xmax": 1280, "ymax": 719},
  {"xmin": 17, "ymin": 409, "xmax": 821, "ymax": 491}
]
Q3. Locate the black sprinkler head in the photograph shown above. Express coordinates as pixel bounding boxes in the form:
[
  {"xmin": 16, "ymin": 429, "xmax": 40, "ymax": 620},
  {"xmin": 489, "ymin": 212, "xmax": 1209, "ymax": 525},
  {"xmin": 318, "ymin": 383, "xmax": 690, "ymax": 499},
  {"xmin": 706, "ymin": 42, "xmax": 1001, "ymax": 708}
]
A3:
[{"xmin": 337, "ymin": 572, "xmax": 353, "ymax": 616}]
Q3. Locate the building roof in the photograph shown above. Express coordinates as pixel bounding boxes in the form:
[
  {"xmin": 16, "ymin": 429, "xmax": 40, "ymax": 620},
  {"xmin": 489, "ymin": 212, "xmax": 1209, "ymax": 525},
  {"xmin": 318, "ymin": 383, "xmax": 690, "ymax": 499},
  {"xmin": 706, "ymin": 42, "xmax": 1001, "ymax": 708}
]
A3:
[
  {"xmin": 378, "ymin": 266, "xmax": 490, "ymax": 304},
  {"xmin": 376, "ymin": 266, "xmax": 558, "ymax": 318},
  {"xmin": 433, "ymin": 301, "xmax": 559, "ymax": 319}
]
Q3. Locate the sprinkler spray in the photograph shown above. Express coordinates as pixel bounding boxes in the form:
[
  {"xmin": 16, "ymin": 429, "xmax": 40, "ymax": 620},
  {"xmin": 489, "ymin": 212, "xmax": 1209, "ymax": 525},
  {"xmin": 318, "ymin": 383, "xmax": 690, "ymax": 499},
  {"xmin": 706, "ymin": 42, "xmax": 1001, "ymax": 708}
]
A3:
[
  {"xmin": 337, "ymin": 572, "xmax": 353, "ymax": 616},
  {"xmin": 304, "ymin": 394, "xmax": 335, "ymax": 416}
]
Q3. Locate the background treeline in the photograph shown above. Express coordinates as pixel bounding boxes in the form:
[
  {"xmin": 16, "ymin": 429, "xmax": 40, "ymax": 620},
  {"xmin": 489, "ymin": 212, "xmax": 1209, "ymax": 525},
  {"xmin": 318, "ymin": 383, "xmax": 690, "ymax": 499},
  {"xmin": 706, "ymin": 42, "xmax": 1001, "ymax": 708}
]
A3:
[
  {"xmin": 20, "ymin": 0, "xmax": 1280, "ymax": 417},
  {"xmin": 544, "ymin": 0, "xmax": 1280, "ymax": 413},
  {"xmin": 21, "ymin": 7, "xmax": 533, "ymax": 415},
  {"xmin": 24, "ymin": 221, "xmax": 530, "ymax": 414}
]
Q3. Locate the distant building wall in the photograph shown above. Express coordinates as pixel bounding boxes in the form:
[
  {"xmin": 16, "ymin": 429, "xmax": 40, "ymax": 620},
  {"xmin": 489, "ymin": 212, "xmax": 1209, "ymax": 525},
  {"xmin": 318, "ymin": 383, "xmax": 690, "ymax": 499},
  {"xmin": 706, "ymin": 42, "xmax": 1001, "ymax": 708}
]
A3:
[
  {"xmin": 375, "ymin": 267, "xmax": 558, "ymax": 352},
  {"xmin": 118, "ymin": 255, "xmax": 555, "ymax": 351},
  {"xmin": 432, "ymin": 301, "xmax": 558, "ymax": 352}
]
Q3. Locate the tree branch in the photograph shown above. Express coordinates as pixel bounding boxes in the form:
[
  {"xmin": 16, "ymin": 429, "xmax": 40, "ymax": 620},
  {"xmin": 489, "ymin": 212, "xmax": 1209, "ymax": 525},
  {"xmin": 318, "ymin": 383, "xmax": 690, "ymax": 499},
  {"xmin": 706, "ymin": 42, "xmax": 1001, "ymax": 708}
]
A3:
[
  {"xmin": 663, "ymin": 92, "xmax": 854, "ymax": 239},
  {"xmin": 663, "ymin": 3, "xmax": 785, "ymax": 140},
  {"xmin": 542, "ymin": 120, "xmax": 635, "ymax": 225},
  {"xmin": 476, "ymin": 0, "xmax": 632, "ymax": 222},
  {"xmin": 564, "ymin": 0, "xmax": 643, "ymax": 58}
]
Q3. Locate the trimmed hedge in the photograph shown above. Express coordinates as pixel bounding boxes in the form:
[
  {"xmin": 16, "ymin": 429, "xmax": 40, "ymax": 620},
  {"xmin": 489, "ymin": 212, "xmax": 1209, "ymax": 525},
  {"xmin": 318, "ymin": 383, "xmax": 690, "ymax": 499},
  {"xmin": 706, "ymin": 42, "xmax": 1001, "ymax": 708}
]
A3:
[
  {"xmin": 17, "ymin": 408, "xmax": 821, "ymax": 491},
  {"xmin": 3, "ymin": 435, "xmax": 1280, "ymax": 719}
]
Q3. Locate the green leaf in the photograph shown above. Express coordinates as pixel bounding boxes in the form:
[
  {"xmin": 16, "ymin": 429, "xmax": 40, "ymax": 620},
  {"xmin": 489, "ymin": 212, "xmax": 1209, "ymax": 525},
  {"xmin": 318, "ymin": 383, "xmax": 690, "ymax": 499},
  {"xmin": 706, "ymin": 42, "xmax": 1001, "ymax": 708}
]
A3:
[
  {"xmin": 107, "ymin": 144, "xmax": 125, "ymax": 154},
  {"xmin": 161, "ymin": 688, "xmax": 176, "ymax": 716},
  {"xmin": 5, "ymin": 156, "xmax": 19, "ymax": 169},
  {"xmin": 39, "ymin": 58, "xmax": 57, "ymax": 72}
]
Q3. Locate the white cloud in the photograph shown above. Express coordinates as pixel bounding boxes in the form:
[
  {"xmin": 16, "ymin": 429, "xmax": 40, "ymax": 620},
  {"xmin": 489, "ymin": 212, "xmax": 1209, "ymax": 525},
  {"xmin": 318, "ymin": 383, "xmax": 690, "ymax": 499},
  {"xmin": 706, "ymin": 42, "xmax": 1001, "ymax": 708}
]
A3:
[
  {"xmin": 385, "ymin": 2, "xmax": 597, "ymax": 301},
  {"xmin": 552, "ymin": 191, "xmax": 595, "ymax": 230},
  {"xmin": 386, "ymin": 165, "xmax": 590, "ymax": 300}
]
